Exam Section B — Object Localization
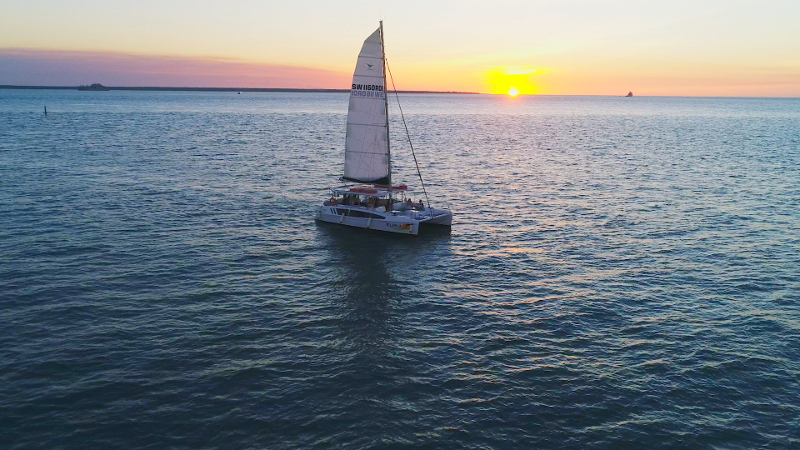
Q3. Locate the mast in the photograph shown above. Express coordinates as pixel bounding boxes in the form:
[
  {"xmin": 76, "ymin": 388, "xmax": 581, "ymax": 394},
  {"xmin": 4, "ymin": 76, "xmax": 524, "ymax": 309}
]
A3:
[{"xmin": 380, "ymin": 20, "xmax": 391, "ymax": 189}]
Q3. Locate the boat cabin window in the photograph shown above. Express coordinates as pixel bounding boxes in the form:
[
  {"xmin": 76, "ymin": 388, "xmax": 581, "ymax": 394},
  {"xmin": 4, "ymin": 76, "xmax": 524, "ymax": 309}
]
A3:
[
  {"xmin": 336, "ymin": 209, "xmax": 384, "ymax": 219},
  {"xmin": 358, "ymin": 210, "xmax": 384, "ymax": 219}
]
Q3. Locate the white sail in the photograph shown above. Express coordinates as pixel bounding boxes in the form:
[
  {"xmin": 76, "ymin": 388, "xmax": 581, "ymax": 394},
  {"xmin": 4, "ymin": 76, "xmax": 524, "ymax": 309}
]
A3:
[{"xmin": 343, "ymin": 27, "xmax": 390, "ymax": 185}]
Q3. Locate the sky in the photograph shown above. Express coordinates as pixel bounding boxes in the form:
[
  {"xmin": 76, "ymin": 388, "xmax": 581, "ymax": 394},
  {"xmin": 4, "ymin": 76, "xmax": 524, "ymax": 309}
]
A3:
[{"xmin": 1, "ymin": 0, "xmax": 799, "ymax": 96}]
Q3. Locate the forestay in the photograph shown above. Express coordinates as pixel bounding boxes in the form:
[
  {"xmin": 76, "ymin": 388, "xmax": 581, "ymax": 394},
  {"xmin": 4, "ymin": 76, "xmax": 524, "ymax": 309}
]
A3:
[{"xmin": 343, "ymin": 27, "xmax": 390, "ymax": 185}]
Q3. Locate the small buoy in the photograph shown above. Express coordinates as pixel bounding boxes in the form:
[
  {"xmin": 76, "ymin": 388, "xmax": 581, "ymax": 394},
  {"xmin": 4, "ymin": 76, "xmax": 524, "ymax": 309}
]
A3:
[{"xmin": 44, "ymin": 106, "xmax": 47, "ymax": 116}]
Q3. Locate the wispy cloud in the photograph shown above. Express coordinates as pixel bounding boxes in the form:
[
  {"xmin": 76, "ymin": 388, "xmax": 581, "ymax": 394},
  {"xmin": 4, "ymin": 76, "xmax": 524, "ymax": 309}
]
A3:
[{"xmin": 0, "ymin": 49, "xmax": 350, "ymax": 88}]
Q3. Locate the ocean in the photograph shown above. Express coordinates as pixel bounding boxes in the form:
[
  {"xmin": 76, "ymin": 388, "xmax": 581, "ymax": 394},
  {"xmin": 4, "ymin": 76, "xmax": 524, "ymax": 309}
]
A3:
[{"xmin": 1, "ymin": 90, "xmax": 799, "ymax": 449}]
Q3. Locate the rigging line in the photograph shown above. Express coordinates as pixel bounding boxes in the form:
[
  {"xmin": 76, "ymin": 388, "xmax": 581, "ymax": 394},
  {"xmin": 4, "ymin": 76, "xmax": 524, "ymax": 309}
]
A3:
[{"xmin": 384, "ymin": 56, "xmax": 431, "ymax": 211}]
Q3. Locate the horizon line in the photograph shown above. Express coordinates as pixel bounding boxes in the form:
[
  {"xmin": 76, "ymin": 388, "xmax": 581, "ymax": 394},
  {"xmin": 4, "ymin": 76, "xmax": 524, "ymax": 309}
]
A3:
[
  {"xmin": 0, "ymin": 85, "xmax": 480, "ymax": 95},
  {"xmin": 2, "ymin": 85, "xmax": 799, "ymax": 99}
]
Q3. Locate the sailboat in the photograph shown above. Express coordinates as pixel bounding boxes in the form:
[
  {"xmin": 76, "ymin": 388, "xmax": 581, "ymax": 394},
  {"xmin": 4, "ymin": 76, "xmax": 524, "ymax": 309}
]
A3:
[{"xmin": 315, "ymin": 22, "xmax": 452, "ymax": 235}]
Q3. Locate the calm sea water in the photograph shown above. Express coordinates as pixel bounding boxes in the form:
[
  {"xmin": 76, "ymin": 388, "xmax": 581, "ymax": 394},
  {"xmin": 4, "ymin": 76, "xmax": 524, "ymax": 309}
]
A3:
[{"xmin": 1, "ymin": 90, "xmax": 799, "ymax": 449}]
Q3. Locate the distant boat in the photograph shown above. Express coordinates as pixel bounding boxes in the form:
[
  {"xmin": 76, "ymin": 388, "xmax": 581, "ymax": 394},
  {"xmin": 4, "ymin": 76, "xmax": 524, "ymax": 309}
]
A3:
[
  {"xmin": 78, "ymin": 83, "xmax": 110, "ymax": 91},
  {"xmin": 315, "ymin": 21, "xmax": 453, "ymax": 235},
  {"xmin": 625, "ymin": 91, "xmax": 633, "ymax": 97}
]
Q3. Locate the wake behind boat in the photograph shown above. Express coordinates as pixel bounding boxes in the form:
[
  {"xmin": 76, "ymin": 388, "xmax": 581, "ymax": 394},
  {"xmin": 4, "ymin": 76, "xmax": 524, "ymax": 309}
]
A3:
[{"xmin": 315, "ymin": 22, "xmax": 452, "ymax": 235}]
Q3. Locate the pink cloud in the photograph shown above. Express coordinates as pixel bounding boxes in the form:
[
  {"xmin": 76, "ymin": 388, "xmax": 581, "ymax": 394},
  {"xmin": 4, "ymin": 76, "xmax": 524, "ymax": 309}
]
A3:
[{"xmin": 0, "ymin": 49, "xmax": 350, "ymax": 88}]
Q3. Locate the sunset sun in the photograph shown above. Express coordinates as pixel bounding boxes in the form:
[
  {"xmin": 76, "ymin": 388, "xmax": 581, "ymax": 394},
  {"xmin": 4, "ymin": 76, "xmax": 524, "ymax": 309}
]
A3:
[{"xmin": 486, "ymin": 67, "xmax": 540, "ymax": 96}]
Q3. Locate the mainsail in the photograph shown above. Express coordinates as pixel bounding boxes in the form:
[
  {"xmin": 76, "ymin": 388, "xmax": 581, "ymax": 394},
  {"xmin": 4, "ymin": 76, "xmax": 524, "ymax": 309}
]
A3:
[{"xmin": 343, "ymin": 26, "xmax": 390, "ymax": 185}]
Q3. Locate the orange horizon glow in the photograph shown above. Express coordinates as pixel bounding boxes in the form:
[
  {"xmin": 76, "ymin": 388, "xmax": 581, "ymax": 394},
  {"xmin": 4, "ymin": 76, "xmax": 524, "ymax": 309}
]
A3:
[{"xmin": 2, "ymin": 48, "xmax": 800, "ymax": 98}]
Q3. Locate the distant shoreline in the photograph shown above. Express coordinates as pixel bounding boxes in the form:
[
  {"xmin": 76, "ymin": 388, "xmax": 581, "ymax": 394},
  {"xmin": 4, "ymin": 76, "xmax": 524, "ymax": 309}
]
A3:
[
  {"xmin": 0, "ymin": 85, "xmax": 479, "ymax": 95},
  {"xmin": 5, "ymin": 86, "xmax": 797, "ymax": 98}
]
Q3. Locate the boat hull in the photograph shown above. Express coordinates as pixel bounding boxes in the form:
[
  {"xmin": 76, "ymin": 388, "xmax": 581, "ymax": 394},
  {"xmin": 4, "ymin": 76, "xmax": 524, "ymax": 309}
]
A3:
[
  {"xmin": 315, "ymin": 205, "xmax": 451, "ymax": 235},
  {"xmin": 420, "ymin": 208, "xmax": 453, "ymax": 226}
]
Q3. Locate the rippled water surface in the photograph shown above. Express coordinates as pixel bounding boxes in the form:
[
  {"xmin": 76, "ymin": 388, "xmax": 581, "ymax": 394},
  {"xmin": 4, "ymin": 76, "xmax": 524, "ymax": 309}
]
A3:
[{"xmin": 2, "ymin": 90, "xmax": 799, "ymax": 449}]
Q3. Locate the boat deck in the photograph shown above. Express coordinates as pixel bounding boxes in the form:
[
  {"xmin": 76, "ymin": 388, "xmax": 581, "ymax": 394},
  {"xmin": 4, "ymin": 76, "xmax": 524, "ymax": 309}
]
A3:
[{"xmin": 330, "ymin": 184, "xmax": 414, "ymax": 198}]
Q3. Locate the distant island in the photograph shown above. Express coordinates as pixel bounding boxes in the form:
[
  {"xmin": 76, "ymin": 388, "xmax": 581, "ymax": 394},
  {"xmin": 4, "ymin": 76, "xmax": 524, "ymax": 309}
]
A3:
[
  {"xmin": 78, "ymin": 83, "xmax": 110, "ymax": 91},
  {"xmin": 0, "ymin": 85, "xmax": 479, "ymax": 95},
  {"xmin": 625, "ymin": 91, "xmax": 633, "ymax": 97}
]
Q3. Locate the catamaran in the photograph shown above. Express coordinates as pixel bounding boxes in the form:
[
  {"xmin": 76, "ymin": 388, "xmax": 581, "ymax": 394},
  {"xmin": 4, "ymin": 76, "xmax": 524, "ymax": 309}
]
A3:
[{"xmin": 315, "ymin": 22, "xmax": 452, "ymax": 235}]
